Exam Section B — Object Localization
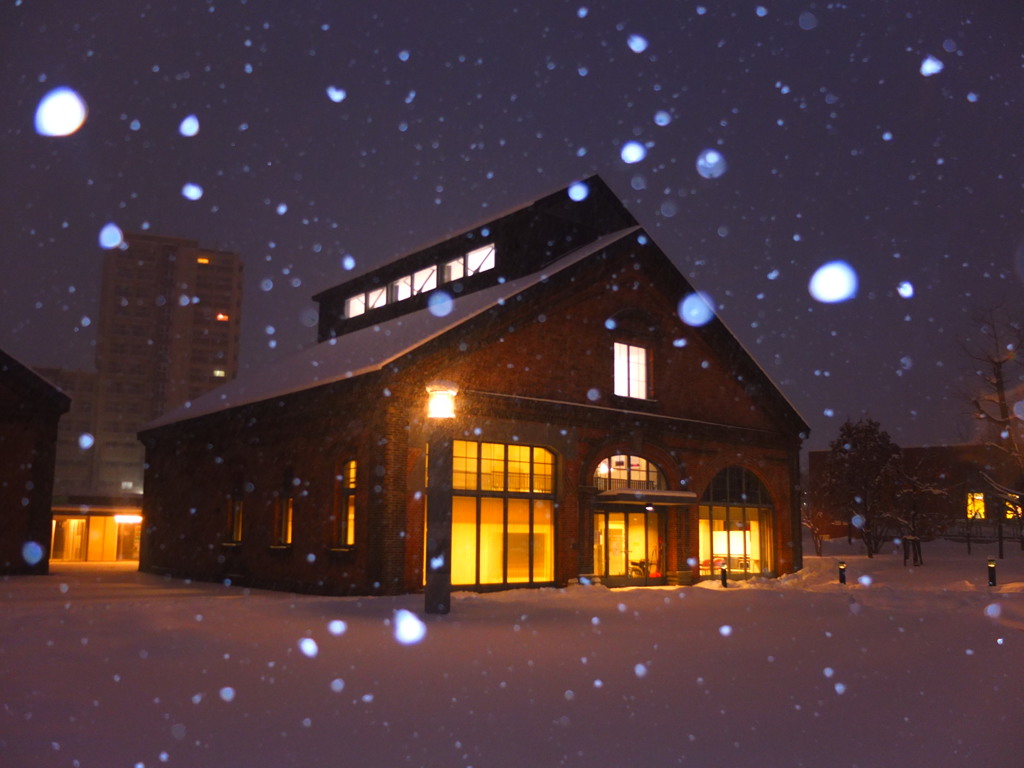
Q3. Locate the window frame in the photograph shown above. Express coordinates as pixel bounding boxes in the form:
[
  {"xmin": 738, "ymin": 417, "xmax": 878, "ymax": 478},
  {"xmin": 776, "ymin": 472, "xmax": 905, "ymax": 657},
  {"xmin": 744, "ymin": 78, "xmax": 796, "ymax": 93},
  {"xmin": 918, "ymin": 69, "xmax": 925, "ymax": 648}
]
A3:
[
  {"xmin": 330, "ymin": 459, "xmax": 358, "ymax": 549},
  {"xmin": 227, "ymin": 496, "xmax": 244, "ymax": 543},
  {"xmin": 613, "ymin": 341, "xmax": 650, "ymax": 400},
  {"xmin": 272, "ymin": 495, "xmax": 294, "ymax": 547},
  {"xmin": 448, "ymin": 440, "xmax": 556, "ymax": 587}
]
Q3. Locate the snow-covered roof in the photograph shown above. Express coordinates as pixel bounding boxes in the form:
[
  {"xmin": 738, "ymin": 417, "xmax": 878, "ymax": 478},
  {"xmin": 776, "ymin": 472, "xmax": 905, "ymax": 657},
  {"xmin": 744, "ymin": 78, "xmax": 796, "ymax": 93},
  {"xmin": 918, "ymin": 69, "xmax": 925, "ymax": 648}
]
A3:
[{"xmin": 143, "ymin": 227, "xmax": 640, "ymax": 431}]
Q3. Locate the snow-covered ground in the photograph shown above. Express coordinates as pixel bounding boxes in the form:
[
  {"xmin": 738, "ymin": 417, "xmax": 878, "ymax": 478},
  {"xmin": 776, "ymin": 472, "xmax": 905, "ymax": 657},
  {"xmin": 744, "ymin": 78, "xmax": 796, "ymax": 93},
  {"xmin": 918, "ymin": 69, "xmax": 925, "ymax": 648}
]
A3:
[{"xmin": 3, "ymin": 537, "xmax": 1023, "ymax": 768}]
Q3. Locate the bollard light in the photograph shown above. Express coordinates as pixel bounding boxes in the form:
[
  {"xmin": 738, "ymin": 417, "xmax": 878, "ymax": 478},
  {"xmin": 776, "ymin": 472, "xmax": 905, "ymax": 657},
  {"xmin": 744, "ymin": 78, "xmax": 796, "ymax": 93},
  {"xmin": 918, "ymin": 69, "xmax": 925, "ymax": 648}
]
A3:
[
  {"xmin": 838, "ymin": 560, "xmax": 847, "ymax": 585},
  {"xmin": 987, "ymin": 558, "xmax": 997, "ymax": 587},
  {"xmin": 720, "ymin": 564, "xmax": 728, "ymax": 588}
]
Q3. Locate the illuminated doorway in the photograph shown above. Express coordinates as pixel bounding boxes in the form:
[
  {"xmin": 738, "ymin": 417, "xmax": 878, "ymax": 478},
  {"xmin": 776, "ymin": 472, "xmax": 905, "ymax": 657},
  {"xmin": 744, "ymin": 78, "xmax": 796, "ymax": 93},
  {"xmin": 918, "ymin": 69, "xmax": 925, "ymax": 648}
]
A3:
[
  {"xmin": 698, "ymin": 466, "xmax": 775, "ymax": 578},
  {"xmin": 592, "ymin": 454, "xmax": 667, "ymax": 585}
]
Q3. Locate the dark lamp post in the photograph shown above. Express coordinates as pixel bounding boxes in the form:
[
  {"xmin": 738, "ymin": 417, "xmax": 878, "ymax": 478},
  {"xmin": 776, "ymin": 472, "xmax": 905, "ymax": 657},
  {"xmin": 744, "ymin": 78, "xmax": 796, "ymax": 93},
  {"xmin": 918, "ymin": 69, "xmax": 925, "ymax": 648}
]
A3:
[{"xmin": 425, "ymin": 381, "xmax": 458, "ymax": 615}]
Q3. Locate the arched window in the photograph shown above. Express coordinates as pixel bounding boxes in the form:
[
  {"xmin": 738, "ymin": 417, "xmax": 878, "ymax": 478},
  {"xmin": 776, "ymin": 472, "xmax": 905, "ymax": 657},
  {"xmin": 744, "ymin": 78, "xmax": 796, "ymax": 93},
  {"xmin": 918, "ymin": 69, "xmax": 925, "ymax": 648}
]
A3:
[
  {"xmin": 331, "ymin": 459, "xmax": 357, "ymax": 548},
  {"xmin": 450, "ymin": 440, "xmax": 555, "ymax": 586},
  {"xmin": 699, "ymin": 466, "xmax": 775, "ymax": 578},
  {"xmin": 593, "ymin": 454, "xmax": 667, "ymax": 491}
]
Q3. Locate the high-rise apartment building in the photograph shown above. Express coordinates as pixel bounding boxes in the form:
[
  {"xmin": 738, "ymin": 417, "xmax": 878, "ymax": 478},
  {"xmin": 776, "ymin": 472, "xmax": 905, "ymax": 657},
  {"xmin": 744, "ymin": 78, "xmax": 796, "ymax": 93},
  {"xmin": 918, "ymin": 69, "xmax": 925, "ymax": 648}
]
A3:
[{"xmin": 92, "ymin": 233, "xmax": 243, "ymax": 496}]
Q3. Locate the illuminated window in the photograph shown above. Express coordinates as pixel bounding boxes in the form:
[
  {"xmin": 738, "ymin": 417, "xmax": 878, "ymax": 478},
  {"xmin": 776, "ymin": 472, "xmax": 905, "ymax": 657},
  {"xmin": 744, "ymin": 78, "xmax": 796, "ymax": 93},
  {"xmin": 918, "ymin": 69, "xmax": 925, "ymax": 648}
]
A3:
[
  {"xmin": 197, "ymin": 256, "xmax": 210, "ymax": 264},
  {"xmin": 367, "ymin": 287, "xmax": 387, "ymax": 309},
  {"xmin": 331, "ymin": 460, "xmax": 357, "ymax": 548},
  {"xmin": 413, "ymin": 266, "xmax": 437, "ymax": 294},
  {"xmin": 215, "ymin": 312, "xmax": 230, "ymax": 322},
  {"xmin": 593, "ymin": 454, "xmax": 664, "ymax": 491},
  {"xmin": 345, "ymin": 294, "xmax": 366, "ymax": 318},
  {"xmin": 448, "ymin": 440, "xmax": 555, "ymax": 586},
  {"xmin": 966, "ymin": 492, "xmax": 986, "ymax": 519},
  {"xmin": 228, "ymin": 498, "xmax": 244, "ymax": 542},
  {"xmin": 213, "ymin": 369, "xmax": 226, "ymax": 378},
  {"xmin": 389, "ymin": 275, "xmax": 413, "ymax": 303},
  {"xmin": 613, "ymin": 342, "xmax": 649, "ymax": 399},
  {"xmin": 443, "ymin": 256, "xmax": 465, "ymax": 283},
  {"xmin": 274, "ymin": 497, "xmax": 293, "ymax": 546},
  {"xmin": 698, "ymin": 467, "xmax": 774, "ymax": 578},
  {"xmin": 466, "ymin": 244, "xmax": 496, "ymax": 275}
]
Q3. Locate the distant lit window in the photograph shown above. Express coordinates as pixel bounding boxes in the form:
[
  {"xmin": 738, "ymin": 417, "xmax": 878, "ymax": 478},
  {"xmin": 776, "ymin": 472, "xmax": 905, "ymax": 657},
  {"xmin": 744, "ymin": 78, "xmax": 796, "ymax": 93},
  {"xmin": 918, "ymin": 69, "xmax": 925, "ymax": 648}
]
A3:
[
  {"xmin": 966, "ymin": 492, "xmax": 985, "ymax": 519},
  {"xmin": 197, "ymin": 256, "xmax": 210, "ymax": 264},
  {"xmin": 213, "ymin": 369, "xmax": 226, "ymax": 378},
  {"xmin": 367, "ymin": 287, "xmax": 387, "ymax": 310},
  {"xmin": 345, "ymin": 294, "xmax": 366, "ymax": 318},
  {"xmin": 413, "ymin": 266, "xmax": 438, "ymax": 294},
  {"xmin": 613, "ymin": 342, "xmax": 649, "ymax": 399},
  {"xmin": 466, "ymin": 244, "xmax": 496, "ymax": 275},
  {"xmin": 389, "ymin": 275, "xmax": 413, "ymax": 303},
  {"xmin": 215, "ymin": 312, "xmax": 230, "ymax": 322},
  {"xmin": 120, "ymin": 480, "xmax": 134, "ymax": 491}
]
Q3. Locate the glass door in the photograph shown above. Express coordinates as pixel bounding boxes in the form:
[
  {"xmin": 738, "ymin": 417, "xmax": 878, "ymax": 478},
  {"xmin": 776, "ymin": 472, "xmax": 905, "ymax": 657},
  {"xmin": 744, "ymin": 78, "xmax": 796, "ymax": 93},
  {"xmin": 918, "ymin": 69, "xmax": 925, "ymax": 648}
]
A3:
[{"xmin": 593, "ymin": 508, "xmax": 664, "ymax": 585}]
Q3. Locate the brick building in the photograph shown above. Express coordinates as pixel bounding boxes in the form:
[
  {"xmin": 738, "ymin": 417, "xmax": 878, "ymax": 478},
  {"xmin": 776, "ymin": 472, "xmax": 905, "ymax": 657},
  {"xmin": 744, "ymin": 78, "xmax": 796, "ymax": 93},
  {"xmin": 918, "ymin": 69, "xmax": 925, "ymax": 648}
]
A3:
[
  {"xmin": 139, "ymin": 177, "xmax": 807, "ymax": 595},
  {"xmin": 0, "ymin": 349, "xmax": 69, "ymax": 574}
]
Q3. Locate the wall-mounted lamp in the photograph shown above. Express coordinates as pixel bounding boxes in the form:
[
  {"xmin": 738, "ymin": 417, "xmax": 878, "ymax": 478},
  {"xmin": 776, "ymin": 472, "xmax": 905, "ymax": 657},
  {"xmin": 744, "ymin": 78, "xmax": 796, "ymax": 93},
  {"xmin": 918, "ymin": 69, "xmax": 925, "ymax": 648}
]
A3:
[{"xmin": 426, "ymin": 380, "xmax": 459, "ymax": 419}]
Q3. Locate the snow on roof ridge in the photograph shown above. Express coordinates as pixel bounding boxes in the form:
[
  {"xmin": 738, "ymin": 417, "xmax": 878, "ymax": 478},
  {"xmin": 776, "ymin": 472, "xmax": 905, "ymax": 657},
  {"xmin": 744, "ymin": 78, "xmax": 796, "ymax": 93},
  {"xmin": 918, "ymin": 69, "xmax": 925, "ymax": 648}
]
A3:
[{"xmin": 141, "ymin": 226, "xmax": 641, "ymax": 432}]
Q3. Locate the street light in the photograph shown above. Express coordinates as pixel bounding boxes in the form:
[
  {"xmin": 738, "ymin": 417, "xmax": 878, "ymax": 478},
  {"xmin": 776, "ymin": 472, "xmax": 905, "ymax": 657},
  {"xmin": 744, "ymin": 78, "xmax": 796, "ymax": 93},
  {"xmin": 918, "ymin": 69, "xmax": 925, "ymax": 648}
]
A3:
[{"xmin": 424, "ymin": 381, "xmax": 458, "ymax": 614}]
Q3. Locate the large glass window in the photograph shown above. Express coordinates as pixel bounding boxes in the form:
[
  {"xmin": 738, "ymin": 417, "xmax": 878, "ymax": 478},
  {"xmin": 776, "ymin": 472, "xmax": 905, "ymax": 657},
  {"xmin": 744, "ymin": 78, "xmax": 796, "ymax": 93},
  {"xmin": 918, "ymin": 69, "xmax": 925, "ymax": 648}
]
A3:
[
  {"xmin": 613, "ymin": 342, "xmax": 649, "ymax": 399},
  {"xmin": 449, "ymin": 440, "xmax": 555, "ymax": 586},
  {"xmin": 698, "ymin": 467, "xmax": 774, "ymax": 578}
]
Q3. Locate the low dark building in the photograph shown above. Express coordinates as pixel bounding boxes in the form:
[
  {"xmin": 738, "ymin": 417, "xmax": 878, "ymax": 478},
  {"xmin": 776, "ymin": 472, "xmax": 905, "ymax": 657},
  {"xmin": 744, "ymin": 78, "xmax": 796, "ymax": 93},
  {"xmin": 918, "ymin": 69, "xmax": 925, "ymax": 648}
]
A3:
[
  {"xmin": 808, "ymin": 442, "xmax": 1023, "ymax": 539},
  {"xmin": 0, "ymin": 349, "xmax": 70, "ymax": 574},
  {"xmin": 139, "ymin": 177, "xmax": 807, "ymax": 595}
]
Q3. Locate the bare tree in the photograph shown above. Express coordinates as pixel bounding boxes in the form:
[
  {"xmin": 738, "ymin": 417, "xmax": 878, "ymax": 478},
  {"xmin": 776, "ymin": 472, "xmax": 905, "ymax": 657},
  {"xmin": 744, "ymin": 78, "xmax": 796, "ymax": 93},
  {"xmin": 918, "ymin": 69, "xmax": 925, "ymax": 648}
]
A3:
[
  {"xmin": 964, "ymin": 307, "xmax": 1024, "ymax": 556},
  {"xmin": 822, "ymin": 418, "xmax": 903, "ymax": 557},
  {"xmin": 965, "ymin": 307, "xmax": 1024, "ymax": 475}
]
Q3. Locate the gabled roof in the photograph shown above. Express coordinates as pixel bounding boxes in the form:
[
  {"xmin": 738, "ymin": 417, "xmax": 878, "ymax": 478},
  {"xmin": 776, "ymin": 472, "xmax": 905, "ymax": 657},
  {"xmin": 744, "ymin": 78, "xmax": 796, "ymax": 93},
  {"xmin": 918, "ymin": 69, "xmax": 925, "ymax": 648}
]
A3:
[
  {"xmin": 142, "ymin": 227, "xmax": 639, "ymax": 431},
  {"xmin": 0, "ymin": 347, "xmax": 72, "ymax": 414},
  {"xmin": 143, "ymin": 177, "xmax": 808, "ymax": 437}
]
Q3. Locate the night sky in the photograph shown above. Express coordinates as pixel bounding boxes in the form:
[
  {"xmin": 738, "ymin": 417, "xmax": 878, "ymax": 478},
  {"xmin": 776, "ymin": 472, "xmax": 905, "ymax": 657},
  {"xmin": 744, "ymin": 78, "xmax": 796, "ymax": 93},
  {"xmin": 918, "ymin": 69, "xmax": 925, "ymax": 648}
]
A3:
[{"xmin": 2, "ymin": 1, "xmax": 1023, "ymax": 451}]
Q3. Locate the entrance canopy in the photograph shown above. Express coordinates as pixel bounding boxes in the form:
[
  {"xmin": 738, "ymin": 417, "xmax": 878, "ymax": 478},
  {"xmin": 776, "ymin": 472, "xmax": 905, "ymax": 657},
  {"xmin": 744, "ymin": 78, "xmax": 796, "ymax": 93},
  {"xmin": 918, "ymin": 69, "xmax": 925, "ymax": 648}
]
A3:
[{"xmin": 596, "ymin": 489, "xmax": 697, "ymax": 505}]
